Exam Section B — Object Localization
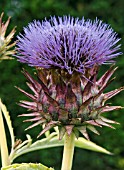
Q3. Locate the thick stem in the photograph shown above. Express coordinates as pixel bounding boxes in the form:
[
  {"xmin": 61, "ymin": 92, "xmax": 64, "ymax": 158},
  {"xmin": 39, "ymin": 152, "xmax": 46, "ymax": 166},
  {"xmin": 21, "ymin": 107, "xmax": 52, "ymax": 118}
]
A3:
[
  {"xmin": 61, "ymin": 132, "xmax": 75, "ymax": 170},
  {"xmin": 0, "ymin": 109, "xmax": 10, "ymax": 167}
]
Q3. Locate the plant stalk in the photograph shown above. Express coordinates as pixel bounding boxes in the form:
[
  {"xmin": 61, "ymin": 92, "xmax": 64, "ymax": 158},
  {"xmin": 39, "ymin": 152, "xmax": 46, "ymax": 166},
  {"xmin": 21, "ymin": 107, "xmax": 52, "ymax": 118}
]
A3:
[
  {"xmin": 61, "ymin": 132, "xmax": 75, "ymax": 170},
  {"xmin": 0, "ymin": 109, "xmax": 10, "ymax": 167}
]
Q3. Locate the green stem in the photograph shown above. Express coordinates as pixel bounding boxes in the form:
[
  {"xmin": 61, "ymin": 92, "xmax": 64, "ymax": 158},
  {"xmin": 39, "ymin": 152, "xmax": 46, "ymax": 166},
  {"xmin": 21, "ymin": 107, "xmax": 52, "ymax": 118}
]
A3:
[
  {"xmin": 0, "ymin": 109, "xmax": 10, "ymax": 167},
  {"xmin": 61, "ymin": 132, "xmax": 75, "ymax": 170}
]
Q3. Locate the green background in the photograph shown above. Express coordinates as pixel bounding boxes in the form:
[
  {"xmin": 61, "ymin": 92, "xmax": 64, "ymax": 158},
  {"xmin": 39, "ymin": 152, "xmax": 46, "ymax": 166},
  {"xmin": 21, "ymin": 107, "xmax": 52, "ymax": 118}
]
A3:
[{"xmin": 0, "ymin": 0, "xmax": 124, "ymax": 169}]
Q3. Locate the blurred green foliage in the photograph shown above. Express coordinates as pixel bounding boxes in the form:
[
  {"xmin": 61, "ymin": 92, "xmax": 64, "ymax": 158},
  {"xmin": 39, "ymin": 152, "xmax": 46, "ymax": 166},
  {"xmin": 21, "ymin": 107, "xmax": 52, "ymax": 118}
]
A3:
[{"xmin": 0, "ymin": 0, "xmax": 124, "ymax": 169}]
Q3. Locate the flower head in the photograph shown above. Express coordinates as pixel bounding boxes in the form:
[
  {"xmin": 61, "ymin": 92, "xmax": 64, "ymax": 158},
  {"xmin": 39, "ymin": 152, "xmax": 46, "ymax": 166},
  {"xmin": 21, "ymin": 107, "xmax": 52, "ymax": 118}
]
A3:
[
  {"xmin": 0, "ymin": 12, "xmax": 16, "ymax": 61},
  {"xmin": 16, "ymin": 16, "xmax": 121, "ymax": 74},
  {"xmin": 16, "ymin": 16, "xmax": 123, "ymax": 139}
]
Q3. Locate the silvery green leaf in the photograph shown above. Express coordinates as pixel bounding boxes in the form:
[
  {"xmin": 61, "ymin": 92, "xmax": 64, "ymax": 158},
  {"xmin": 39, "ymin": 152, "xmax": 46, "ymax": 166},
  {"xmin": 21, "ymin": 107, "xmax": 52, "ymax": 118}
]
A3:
[
  {"xmin": 10, "ymin": 135, "xmax": 112, "ymax": 162},
  {"xmin": 75, "ymin": 137, "xmax": 112, "ymax": 155},
  {"xmin": 1, "ymin": 163, "xmax": 54, "ymax": 170}
]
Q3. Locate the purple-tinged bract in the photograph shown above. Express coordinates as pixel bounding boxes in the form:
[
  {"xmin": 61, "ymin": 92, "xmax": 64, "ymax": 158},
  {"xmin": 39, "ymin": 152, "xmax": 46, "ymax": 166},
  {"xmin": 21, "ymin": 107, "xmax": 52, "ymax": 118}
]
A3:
[
  {"xmin": 16, "ymin": 16, "xmax": 121, "ymax": 74},
  {"xmin": 18, "ymin": 66, "xmax": 124, "ymax": 139}
]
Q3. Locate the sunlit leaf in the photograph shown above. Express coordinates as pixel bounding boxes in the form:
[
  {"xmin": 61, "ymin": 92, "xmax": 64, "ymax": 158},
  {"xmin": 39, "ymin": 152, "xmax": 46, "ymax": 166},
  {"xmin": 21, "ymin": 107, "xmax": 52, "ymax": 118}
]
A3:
[{"xmin": 0, "ymin": 99, "xmax": 15, "ymax": 148}]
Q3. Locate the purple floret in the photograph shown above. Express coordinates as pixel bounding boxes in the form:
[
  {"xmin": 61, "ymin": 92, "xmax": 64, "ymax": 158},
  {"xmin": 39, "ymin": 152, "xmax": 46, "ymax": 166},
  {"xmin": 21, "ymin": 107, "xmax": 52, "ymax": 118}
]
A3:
[{"xmin": 16, "ymin": 16, "xmax": 122, "ymax": 74}]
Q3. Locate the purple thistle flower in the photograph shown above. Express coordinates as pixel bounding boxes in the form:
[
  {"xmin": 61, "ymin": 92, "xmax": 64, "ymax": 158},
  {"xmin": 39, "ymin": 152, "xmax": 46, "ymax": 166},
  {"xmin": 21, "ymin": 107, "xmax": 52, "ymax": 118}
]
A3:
[
  {"xmin": 16, "ymin": 16, "xmax": 124, "ymax": 140},
  {"xmin": 16, "ymin": 16, "xmax": 121, "ymax": 74}
]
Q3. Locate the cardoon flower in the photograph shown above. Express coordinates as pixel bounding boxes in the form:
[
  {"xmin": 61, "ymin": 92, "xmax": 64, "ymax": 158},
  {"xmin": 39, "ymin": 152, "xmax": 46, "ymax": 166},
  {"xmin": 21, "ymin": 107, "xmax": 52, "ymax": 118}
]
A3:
[
  {"xmin": 0, "ymin": 13, "xmax": 16, "ymax": 61},
  {"xmin": 16, "ymin": 16, "xmax": 123, "ymax": 140}
]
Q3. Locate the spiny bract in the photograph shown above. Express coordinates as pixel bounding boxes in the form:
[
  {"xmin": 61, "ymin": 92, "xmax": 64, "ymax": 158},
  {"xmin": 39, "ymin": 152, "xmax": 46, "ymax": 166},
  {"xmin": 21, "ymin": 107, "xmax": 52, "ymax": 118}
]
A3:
[{"xmin": 18, "ymin": 66, "xmax": 124, "ymax": 140}]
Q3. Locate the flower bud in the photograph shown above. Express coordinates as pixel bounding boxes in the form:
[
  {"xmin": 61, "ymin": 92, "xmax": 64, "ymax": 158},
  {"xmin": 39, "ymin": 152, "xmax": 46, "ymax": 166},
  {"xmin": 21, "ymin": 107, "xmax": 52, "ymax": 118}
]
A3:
[{"xmin": 0, "ymin": 13, "xmax": 16, "ymax": 61}]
